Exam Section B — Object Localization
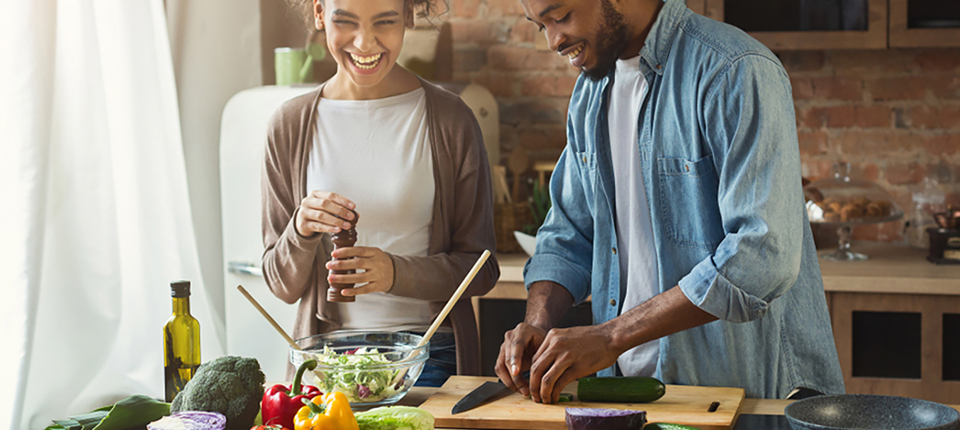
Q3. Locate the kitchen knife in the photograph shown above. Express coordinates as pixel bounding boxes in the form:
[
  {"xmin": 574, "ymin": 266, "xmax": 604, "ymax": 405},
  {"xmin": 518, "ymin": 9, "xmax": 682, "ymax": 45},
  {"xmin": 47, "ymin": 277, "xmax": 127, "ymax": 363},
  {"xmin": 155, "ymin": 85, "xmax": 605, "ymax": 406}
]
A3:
[{"xmin": 451, "ymin": 380, "xmax": 511, "ymax": 414}]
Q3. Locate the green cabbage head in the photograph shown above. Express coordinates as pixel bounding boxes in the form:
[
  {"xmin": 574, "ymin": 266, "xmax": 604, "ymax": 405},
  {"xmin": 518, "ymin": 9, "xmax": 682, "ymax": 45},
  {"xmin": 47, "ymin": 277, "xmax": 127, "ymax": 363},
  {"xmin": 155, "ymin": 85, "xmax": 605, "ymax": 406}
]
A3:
[{"xmin": 354, "ymin": 406, "xmax": 435, "ymax": 430}]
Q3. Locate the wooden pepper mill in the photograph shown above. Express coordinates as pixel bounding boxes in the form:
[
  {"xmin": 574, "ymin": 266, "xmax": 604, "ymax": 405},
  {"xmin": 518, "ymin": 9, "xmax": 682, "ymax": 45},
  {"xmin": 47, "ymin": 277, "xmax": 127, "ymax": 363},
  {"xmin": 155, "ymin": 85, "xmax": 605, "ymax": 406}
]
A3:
[{"xmin": 328, "ymin": 210, "xmax": 359, "ymax": 302}]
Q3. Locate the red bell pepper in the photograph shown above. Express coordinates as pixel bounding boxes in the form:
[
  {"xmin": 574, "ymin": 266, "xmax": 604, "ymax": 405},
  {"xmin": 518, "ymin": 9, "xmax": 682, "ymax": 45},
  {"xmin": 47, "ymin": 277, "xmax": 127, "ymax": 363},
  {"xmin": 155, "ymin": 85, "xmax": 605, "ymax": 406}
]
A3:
[{"xmin": 262, "ymin": 359, "xmax": 322, "ymax": 429}]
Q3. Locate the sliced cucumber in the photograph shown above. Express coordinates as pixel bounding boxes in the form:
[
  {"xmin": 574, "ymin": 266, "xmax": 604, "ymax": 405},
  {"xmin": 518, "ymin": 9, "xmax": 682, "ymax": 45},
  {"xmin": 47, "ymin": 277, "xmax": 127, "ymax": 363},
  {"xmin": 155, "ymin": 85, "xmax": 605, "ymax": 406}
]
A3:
[{"xmin": 577, "ymin": 376, "xmax": 666, "ymax": 403}]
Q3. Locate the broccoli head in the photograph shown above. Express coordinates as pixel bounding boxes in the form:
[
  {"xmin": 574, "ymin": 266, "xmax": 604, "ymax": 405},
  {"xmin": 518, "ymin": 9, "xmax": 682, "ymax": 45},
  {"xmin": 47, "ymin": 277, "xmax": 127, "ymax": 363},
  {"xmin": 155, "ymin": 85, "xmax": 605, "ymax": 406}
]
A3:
[{"xmin": 170, "ymin": 356, "xmax": 264, "ymax": 430}]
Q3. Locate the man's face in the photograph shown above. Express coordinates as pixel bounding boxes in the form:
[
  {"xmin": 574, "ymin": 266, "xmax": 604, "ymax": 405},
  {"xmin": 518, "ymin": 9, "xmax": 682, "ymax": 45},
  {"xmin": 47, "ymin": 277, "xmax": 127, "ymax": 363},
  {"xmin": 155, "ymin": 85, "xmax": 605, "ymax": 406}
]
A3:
[{"xmin": 521, "ymin": 0, "xmax": 630, "ymax": 81}]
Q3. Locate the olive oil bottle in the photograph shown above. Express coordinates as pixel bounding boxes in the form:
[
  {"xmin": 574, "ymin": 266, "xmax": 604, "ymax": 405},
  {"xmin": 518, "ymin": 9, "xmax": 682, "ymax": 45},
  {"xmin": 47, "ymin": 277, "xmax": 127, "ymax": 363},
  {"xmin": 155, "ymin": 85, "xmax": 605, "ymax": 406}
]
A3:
[{"xmin": 163, "ymin": 280, "xmax": 200, "ymax": 402}]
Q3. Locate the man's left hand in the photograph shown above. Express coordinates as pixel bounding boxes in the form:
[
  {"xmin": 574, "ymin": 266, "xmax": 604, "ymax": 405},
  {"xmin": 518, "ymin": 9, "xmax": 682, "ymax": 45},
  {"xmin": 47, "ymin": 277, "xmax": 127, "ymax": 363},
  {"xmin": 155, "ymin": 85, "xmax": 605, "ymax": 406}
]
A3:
[{"xmin": 528, "ymin": 324, "xmax": 623, "ymax": 404}]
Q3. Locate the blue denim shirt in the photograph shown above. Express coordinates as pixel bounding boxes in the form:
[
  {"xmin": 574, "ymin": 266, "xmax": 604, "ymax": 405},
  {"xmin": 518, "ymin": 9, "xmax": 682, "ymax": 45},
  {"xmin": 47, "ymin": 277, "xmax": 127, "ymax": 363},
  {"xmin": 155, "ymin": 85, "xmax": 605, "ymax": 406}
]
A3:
[{"xmin": 523, "ymin": 0, "xmax": 844, "ymax": 399}]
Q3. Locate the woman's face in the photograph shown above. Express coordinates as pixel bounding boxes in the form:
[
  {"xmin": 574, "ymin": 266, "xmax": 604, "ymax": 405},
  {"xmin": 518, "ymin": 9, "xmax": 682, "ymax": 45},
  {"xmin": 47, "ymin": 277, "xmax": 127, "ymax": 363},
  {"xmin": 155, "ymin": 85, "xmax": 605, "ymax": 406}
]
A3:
[{"xmin": 314, "ymin": 0, "xmax": 412, "ymax": 88}]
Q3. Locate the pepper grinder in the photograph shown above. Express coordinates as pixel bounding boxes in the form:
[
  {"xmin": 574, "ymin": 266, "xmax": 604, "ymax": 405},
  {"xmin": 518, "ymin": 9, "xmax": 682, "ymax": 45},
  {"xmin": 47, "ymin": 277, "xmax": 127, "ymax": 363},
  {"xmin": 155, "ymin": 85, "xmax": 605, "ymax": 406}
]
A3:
[{"xmin": 328, "ymin": 210, "xmax": 359, "ymax": 302}]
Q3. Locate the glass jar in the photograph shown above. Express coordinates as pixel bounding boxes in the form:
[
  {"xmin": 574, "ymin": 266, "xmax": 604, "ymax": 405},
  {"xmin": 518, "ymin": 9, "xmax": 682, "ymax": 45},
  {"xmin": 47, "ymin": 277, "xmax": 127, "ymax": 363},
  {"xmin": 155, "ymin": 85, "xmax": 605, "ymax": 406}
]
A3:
[{"xmin": 906, "ymin": 177, "xmax": 946, "ymax": 250}]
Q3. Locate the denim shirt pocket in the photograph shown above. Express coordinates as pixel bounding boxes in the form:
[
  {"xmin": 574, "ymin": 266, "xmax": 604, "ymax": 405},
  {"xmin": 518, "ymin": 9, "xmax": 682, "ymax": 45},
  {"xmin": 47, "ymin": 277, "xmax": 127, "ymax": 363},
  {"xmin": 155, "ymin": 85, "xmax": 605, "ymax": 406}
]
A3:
[
  {"xmin": 575, "ymin": 151, "xmax": 599, "ymax": 196},
  {"xmin": 657, "ymin": 155, "xmax": 724, "ymax": 249}
]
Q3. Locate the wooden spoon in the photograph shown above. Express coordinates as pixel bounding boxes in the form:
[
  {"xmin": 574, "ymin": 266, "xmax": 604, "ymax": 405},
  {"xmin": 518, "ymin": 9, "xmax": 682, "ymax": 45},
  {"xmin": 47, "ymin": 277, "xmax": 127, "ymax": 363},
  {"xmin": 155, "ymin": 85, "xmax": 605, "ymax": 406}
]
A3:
[
  {"xmin": 236, "ymin": 285, "xmax": 325, "ymax": 381},
  {"xmin": 389, "ymin": 250, "xmax": 492, "ymax": 387},
  {"xmin": 507, "ymin": 149, "xmax": 529, "ymax": 203}
]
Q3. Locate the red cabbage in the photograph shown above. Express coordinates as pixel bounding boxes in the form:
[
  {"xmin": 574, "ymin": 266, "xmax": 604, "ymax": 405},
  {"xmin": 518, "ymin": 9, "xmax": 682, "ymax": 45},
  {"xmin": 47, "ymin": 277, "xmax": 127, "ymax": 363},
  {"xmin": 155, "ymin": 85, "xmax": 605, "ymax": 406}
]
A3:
[
  {"xmin": 565, "ymin": 407, "xmax": 646, "ymax": 430},
  {"xmin": 148, "ymin": 411, "xmax": 227, "ymax": 430}
]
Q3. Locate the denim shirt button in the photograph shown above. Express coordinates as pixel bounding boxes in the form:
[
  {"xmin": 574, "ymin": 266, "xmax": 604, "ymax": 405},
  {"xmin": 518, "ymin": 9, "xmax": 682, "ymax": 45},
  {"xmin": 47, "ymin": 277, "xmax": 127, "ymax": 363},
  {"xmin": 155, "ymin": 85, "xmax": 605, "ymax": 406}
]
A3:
[
  {"xmin": 612, "ymin": 247, "xmax": 617, "ymax": 254},
  {"xmin": 609, "ymin": 299, "xmax": 616, "ymax": 306},
  {"xmin": 582, "ymin": 156, "xmax": 587, "ymax": 163},
  {"xmin": 656, "ymin": 64, "xmax": 662, "ymax": 70}
]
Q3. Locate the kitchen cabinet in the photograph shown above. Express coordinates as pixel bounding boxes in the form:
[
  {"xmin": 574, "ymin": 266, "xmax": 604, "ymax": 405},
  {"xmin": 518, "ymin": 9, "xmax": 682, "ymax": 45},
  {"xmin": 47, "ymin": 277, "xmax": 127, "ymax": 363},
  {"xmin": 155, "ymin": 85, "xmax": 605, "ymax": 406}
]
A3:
[
  {"xmin": 703, "ymin": 0, "xmax": 887, "ymax": 50},
  {"xmin": 889, "ymin": 0, "xmax": 960, "ymax": 47},
  {"xmin": 821, "ymin": 242, "xmax": 960, "ymax": 404},
  {"xmin": 701, "ymin": 0, "xmax": 960, "ymax": 50},
  {"xmin": 482, "ymin": 242, "xmax": 960, "ymax": 402}
]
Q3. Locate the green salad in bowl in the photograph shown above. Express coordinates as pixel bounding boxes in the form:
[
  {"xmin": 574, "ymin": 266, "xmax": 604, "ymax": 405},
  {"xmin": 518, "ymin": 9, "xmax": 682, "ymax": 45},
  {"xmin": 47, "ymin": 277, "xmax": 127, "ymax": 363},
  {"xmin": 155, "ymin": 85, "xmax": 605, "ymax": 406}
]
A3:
[{"xmin": 291, "ymin": 331, "xmax": 429, "ymax": 406}]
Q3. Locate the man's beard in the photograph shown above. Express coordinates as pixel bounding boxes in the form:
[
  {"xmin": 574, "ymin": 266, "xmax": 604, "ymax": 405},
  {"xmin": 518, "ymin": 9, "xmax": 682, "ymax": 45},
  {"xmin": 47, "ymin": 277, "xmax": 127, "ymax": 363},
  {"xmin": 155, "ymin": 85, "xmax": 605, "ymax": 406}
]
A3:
[{"xmin": 583, "ymin": 0, "xmax": 631, "ymax": 81}]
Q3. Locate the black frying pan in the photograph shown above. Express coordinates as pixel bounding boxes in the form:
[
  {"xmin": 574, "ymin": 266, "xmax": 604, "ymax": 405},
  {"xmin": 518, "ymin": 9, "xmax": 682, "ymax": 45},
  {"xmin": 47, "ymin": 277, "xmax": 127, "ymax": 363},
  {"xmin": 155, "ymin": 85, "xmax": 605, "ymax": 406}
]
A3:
[{"xmin": 785, "ymin": 394, "xmax": 959, "ymax": 430}]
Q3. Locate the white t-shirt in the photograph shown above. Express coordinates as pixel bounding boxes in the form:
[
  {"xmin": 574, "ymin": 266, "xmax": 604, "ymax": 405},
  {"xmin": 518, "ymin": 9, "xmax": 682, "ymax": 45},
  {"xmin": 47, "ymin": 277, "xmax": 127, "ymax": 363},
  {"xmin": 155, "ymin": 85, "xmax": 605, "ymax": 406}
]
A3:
[
  {"xmin": 608, "ymin": 56, "xmax": 661, "ymax": 377},
  {"xmin": 307, "ymin": 87, "xmax": 436, "ymax": 332}
]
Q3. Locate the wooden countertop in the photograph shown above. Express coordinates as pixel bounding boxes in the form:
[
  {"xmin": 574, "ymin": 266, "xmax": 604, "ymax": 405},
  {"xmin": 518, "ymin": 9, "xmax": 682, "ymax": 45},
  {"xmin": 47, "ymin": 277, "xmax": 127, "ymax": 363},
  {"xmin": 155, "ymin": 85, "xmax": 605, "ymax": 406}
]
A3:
[
  {"xmin": 488, "ymin": 241, "xmax": 960, "ymax": 300},
  {"xmin": 398, "ymin": 387, "xmax": 960, "ymax": 429}
]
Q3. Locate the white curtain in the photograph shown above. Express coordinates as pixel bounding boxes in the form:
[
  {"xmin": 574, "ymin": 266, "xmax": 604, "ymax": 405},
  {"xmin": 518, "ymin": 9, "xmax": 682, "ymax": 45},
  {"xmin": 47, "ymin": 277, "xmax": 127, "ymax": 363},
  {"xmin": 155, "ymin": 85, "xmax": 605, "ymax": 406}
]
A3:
[{"xmin": 1, "ymin": 1, "xmax": 225, "ymax": 428}]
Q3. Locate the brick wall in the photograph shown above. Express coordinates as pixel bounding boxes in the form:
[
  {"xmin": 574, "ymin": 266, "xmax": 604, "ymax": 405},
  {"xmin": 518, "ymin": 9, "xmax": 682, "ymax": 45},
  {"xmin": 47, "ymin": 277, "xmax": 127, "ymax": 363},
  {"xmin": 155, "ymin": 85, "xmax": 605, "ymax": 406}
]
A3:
[
  {"xmin": 447, "ymin": 5, "xmax": 960, "ymax": 241},
  {"xmin": 785, "ymin": 50, "xmax": 960, "ymax": 241}
]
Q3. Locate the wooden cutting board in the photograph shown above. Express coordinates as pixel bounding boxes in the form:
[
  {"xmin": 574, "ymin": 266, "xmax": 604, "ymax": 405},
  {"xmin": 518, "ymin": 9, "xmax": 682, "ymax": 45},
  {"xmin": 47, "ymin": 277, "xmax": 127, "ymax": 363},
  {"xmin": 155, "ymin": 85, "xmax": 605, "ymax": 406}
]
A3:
[{"xmin": 419, "ymin": 376, "xmax": 745, "ymax": 430}]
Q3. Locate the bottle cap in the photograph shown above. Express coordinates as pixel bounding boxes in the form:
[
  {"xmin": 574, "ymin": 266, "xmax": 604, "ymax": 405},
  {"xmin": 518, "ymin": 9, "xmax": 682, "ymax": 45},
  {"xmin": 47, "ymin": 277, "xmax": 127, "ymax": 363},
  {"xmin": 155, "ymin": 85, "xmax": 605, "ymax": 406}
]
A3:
[{"xmin": 170, "ymin": 280, "xmax": 191, "ymax": 297}]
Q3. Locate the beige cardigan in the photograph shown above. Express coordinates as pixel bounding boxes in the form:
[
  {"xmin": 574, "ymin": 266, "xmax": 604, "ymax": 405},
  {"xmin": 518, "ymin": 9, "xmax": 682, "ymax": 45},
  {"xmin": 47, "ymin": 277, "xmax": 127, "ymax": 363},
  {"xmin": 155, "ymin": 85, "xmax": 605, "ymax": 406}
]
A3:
[{"xmin": 261, "ymin": 79, "xmax": 500, "ymax": 378}]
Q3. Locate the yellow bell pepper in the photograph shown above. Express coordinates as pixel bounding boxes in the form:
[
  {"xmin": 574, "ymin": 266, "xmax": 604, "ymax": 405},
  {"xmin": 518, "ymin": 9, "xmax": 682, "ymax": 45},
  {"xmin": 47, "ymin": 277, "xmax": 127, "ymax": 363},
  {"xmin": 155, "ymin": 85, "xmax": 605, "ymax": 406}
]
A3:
[{"xmin": 294, "ymin": 391, "xmax": 359, "ymax": 430}]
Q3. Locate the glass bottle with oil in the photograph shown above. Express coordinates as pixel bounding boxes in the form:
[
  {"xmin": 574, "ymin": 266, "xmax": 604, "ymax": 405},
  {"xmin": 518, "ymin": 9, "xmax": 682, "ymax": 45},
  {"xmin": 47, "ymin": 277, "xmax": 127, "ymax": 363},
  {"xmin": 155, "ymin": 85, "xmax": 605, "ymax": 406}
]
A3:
[{"xmin": 163, "ymin": 280, "xmax": 200, "ymax": 402}]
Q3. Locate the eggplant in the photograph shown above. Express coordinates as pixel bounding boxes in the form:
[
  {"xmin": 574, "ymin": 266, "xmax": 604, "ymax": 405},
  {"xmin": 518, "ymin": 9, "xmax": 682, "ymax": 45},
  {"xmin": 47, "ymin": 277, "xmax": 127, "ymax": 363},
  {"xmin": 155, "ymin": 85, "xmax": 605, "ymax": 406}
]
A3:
[{"xmin": 564, "ymin": 407, "xmax": 646, "ymax": 430}]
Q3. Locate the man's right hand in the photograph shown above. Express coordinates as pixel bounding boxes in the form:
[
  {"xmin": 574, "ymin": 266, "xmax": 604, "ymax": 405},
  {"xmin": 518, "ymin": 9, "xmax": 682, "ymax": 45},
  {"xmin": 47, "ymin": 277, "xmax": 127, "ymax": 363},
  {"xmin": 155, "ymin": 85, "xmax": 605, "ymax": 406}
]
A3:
[
  {"xmin": 494, "ymin": 322, "xmax": 547, "ymax": 397},
  {"xmin": 295, "ymin": 190, "xmax": 356, "ymax": 237}
]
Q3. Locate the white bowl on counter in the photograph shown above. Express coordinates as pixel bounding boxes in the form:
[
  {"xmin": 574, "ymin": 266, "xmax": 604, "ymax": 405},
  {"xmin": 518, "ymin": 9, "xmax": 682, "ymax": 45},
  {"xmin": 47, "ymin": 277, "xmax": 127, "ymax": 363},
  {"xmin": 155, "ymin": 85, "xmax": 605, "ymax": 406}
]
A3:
[{"xmin": 513, "ymin": 231, "xmax": 537, "ymax": 257}]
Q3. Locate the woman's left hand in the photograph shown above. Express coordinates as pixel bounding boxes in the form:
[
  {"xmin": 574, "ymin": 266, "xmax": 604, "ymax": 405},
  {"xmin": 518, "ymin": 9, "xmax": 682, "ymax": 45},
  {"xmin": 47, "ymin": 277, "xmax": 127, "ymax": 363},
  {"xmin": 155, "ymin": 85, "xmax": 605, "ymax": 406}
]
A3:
[{"xmin": 325, "ymin": 247, "xmax": 394, "ymax": 295}]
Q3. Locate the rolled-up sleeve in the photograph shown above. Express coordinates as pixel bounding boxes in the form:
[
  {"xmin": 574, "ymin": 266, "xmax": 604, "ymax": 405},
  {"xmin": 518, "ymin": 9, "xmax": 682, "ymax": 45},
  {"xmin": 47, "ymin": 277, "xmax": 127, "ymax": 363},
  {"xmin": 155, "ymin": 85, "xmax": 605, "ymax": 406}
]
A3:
[
  {"xmin": 679, "ymin": 55, "xmax": 805, "ymax": 323},
  {"xmin": 524, "ymin": 143, "xmax": 594, "ymax": 305},
  {"xmin": 261, "ymin": 108, "xmax": 324, "ymax": 305}
]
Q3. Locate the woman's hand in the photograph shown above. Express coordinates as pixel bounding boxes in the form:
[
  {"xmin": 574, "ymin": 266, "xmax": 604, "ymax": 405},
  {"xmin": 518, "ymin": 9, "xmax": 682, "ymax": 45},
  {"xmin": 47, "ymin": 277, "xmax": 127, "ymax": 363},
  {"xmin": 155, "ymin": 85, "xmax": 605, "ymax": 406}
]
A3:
[
  {"xmin": 325, "ymin": 247, "xmax": 395, "ymax": 295},
  {"xmin": 295, "ymin": 191, "xmax": 356, "ymax": 237}
]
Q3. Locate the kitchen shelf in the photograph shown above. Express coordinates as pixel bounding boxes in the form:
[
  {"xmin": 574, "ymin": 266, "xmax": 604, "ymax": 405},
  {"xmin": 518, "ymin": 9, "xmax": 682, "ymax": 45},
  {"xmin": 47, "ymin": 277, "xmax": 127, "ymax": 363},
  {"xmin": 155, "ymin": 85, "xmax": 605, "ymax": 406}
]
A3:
[{"xmin": 490, "ymin": 242, "xmax": 960, "ymax": 298}]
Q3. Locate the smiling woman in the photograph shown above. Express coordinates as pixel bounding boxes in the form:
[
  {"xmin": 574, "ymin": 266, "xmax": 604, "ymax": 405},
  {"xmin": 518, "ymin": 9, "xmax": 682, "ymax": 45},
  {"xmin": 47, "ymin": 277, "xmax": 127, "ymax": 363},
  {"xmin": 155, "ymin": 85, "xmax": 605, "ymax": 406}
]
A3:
[{"xmin": 261, "ymin": 0, "xmax": 499, "ymax": 390}]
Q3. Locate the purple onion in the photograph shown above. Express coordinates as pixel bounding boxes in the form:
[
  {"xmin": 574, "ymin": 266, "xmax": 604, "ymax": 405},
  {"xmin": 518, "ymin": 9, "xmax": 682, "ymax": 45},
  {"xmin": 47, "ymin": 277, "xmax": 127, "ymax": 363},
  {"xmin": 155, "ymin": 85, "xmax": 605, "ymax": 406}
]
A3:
[
  {"xmin": 357, "ymin": 384, "xmax": 372, "ymax": 399},
  {"xmin": 148, "ymin": 411, "xmax": 227, "ymax": 430},
  {"xmin": 565, "ymin": 407, "xmax": 646, "ymax": 430}
]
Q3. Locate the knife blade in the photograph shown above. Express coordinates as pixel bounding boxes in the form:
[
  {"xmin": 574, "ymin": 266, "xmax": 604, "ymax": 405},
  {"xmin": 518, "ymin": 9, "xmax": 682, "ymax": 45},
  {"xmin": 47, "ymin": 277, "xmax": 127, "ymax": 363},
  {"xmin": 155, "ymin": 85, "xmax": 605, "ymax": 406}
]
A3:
[{"xmin": 451, "ymin": 380, "xmax": 511, "ymax": 414}]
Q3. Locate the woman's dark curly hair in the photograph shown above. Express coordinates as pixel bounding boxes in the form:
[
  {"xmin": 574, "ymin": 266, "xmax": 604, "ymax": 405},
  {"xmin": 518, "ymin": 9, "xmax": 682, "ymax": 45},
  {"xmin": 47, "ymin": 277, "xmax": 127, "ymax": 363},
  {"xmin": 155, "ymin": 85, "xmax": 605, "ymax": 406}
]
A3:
[{"xmin": 284, "ymin": 0, "xmax": 445, "ymax": 28}]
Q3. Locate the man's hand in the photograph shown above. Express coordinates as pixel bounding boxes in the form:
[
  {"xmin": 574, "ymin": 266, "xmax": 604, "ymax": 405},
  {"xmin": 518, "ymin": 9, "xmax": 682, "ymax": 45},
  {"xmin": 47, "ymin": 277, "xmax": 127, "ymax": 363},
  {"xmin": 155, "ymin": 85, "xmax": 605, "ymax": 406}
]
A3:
[
  {"xmin": 494, "ymin": 323, "xmax": 547, "ymax": 397},
  {"xmin": 494, "ymin": 281, "xmax": 574, "ymax": 397},
  {"xmin": 505, "ymin": 285, "xmax": 717, "ymax": 404},
  {"xmin": 528, "ymin": 324, "xmax": 623, "ymax": 403},
  {"xmin": 325, "ymin": 246, "xmax": 395, "ymax": 294}
]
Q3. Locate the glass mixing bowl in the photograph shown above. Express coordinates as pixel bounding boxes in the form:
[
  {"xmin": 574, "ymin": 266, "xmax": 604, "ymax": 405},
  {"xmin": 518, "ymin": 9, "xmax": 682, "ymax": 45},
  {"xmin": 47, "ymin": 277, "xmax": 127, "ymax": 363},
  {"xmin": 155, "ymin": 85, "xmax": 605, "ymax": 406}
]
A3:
[
  {"xmin": 290, "ymin": 331, "xmax": 428, "ymax": 407},
  {"xmin": 804, "ymin": 163, "xmax": 904, "ymax": 261}
]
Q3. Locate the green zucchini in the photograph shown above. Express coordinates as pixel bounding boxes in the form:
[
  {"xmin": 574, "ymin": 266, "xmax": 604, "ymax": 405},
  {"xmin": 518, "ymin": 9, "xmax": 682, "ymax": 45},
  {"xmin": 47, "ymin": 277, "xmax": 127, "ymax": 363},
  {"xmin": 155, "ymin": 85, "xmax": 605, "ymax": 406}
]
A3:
[
  {"xmin": 643, "ymin": 423, "xmax": 702, "ymax": 430},
  {"xmin": 577, "ymin": 376, "xmax": 666, "ymax": 403}
]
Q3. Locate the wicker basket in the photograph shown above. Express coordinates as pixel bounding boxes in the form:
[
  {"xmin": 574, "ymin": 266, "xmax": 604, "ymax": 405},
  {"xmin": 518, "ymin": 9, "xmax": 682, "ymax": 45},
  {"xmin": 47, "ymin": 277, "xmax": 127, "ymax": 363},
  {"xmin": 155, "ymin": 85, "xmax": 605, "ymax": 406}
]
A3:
[{"xmin": 494, "ymin": 202, "xmax": 533, "ymax": 254}]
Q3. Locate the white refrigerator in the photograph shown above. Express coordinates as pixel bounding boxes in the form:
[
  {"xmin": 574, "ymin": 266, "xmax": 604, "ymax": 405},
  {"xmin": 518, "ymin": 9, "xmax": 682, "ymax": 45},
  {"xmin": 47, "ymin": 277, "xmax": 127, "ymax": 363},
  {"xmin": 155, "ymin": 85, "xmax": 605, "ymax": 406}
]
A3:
[{"xmin": 220, "ymin": 85, "xmax": 317, "ymax": 382}]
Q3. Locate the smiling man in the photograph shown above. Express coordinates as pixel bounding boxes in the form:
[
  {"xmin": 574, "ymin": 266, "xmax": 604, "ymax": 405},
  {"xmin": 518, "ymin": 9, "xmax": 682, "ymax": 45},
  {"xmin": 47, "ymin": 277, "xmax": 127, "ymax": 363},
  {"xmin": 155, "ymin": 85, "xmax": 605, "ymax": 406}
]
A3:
[{"xmin": 494, "ymin": 0, "xmax": 845, "ymax": 403}]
